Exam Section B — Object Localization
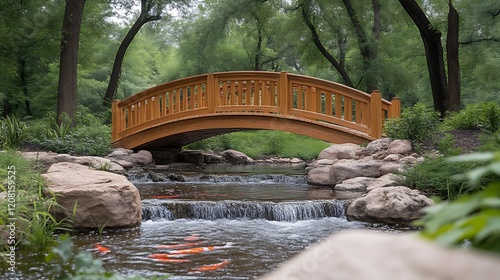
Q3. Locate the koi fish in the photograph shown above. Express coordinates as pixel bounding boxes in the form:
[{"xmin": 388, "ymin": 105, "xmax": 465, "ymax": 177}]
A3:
[
  {"xmin": 150, "ymin": 195, "xmax": 180, "ymax": 199},
  {"xmin": 148, "ymin": 253, "xmax": 184, "ymax": 258},
  {"xmin": 157, "ymin": 241, "xmax": 205, "ymax": 249},
  {"xmin": 94, "ymin": 243, "xmax": 110, "ymax": 254},
  {"xmin": 184, "ymin": 234, "xmax": 200, "ymax": 241},
  {"xmin": 168, "ymin": 242, "xmax": 234, "ymax": 255},
  {"xmin": 191, "ymin": 260, "xmax": 231, "ymax": 272},
  {"xmin": 150, "ymin": 256, "xmax": 192, "ymax": 263}
]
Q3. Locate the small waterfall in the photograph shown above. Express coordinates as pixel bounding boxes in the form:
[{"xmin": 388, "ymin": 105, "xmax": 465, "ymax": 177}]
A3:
[
  {"xmin": 142, "ymin": 200, "xmax": 346, "ymax": 222},
  {"xmin": 129, "ymin": 172, "xmax": 307, "ymax": 184}
]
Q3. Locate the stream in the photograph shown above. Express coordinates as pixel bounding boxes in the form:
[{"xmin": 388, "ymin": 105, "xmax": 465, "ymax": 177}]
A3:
[{"xmin": 11, "ymin": 164, "xmax": 408, "ymax": 279}]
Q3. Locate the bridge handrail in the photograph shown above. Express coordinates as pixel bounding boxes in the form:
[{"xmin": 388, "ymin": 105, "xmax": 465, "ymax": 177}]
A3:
[{"xmin": 112, "ymin": 71, "xmax": 401, "ymax": 143}]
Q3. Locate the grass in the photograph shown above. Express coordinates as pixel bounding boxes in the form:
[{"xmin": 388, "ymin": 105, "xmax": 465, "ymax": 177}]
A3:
[
  {"xmin": 185, "ymin": 130, "xmax": 331, "ymax": 160},
  {"xmin": 0, "ymin": 151, "xmax": 69, "ymax": 254}
]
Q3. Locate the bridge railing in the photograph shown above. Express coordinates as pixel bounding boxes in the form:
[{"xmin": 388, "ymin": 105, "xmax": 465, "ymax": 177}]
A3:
[{"xmin": 112, "ymin": 71, "xmax": 400, "ymax": 143}]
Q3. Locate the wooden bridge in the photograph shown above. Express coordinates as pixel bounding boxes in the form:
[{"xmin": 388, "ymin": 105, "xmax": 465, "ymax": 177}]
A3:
[{"xmin": 111, "ymin": 71, "xmax": 400, "ymax": 150}]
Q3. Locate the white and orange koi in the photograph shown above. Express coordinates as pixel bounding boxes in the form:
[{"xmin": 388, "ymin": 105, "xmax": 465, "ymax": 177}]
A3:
[
  {"xmin": 184, "ymin": 234, "xmax": 200, "ymax": 241},
  {"xmin": 157, "ymin": 241, "xmax": 205, "ymax": 249},
  {"xmin": 191, "ymin": 260, "xmax": 231, "ymax": 272},
  {"xmin": 94, "ymin": 243, "xmax": 110, "ymax": 254},
  {"xmin": 149, "ymin": 255, "xmax": 191, "ymax": 263},
  {"xmin": 168, "ymin": 243, "xmax": 234, "ymax": 255}
]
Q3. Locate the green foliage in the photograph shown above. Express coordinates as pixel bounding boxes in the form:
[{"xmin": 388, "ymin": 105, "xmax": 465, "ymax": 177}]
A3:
[
  {"xmin": 435, "ymin": 133, "xmax": 462, "ymax": 156},
  {"xmin": 442, "ymin": 102, "xmax": 500, "ymax": 132},
  {"xmin": 0, "ymin": 151, "xmax": 67, "ymax": 253},
  {"xmin": 28, "ymin": 112, "xmax": 112, "ymax": 156},
  {"xmin": 0, "ymin": 115, "xmax": 29, "ymax": 149},
  {"xmin": 417, "ymin": 151, "xmax": 500, "ymax": 255},
  {"xmin": 46, "ymin": 235, "xmax": 169, "ymax": 279},
  {"xmin": 383, "ymin": 103, "xmax": 440, "ymax": 146},
  {"xmin": 185, "ymin": 130, "xmax": 330, "ymax": 160},
  {"xmin": 402, "ymin": 156, "xmax": 485, "ymax": 200},
  {"xmin": 478, "ymin": 131, "xmax": 500, "ymax": 152}
]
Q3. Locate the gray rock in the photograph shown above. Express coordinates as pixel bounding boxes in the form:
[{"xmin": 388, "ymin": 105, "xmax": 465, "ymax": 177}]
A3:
[
  {"xmin": 317, "ymin": 143, "xmax": 361, "ymax": 160},
  {"xmin": 220, "ymin": 149, "xmax": 254, "ymax": 164},
  {"xmin": 366, "ymin": 173, "xmax": 400, "ymax": 192},
  {"xmin": 386, "ymin": 139, "xmax": 412, "ymax": 155},
  {"xmin": 129, "ymin": 150, "xmax": 154, "ymax": 166},
  {"xmin": 346, "ymin": 186, "xmax": 434, "ymax": 223},
  {"xmin": 307, "ymin": 166, "xmax": 332, "ymax": 186},
  {"xmin": 42, "ymin": 162, "xmax": 142, "ymax": 229},
  {"xmin": 363, "ymin": 138, "xmax": 392, "ymax": 155},
  {"xmin": 150, "ymin": 148, "xmax": 181, "ymax": 164},
  {"xmin": 329, "ymin": 160, "xmax": 382, "ymax": 184},
  {"xmin": 259, "ymin": 230, "xmax": 500, "ymax": 280},
  {"xmin": 379, "ymin": 162, "xmax": 406, "ymax": 175},
  {"xmin": 334, "ymin": 177, "xmax": 375, "ymax": 192}
]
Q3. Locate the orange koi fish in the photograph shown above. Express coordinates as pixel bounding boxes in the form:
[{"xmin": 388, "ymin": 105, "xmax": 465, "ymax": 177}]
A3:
[
  {"xmin": 184, "ymin": 234, "xmax": 200, "ymax": 241},
  {"xmin": 148, "ymin": 253, "xmax": 184, "ymax": 259},
  {"xmin": 157, "ymin": 241, "xmax": 205, "ymax": 249},
  {"xmin": 169, "ymin": 243, "xmax": 234, "ymax": 255},
  {"xmin": 94, "ymin": 243, "xmax": 110, "ymax": 254},
  {"xmin": 191, "ymin": 260, "xmax": 231, "ymax": 272},
  {"xmin": 150, "ymin": 195, "xmax": 180, "ymax": 199}
]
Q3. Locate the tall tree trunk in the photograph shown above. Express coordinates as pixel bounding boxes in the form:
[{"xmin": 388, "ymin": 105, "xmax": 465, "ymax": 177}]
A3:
[
  {"xmin": 301, "ymin": 3, "xmax": 354, "ymax": 87},
  {"xmin": 447, "ymin": 0, "xmax": 460, "ymax": 112},
  {"xmin": 398, "ymin": 0, "xmax": 448, "ymax": 117},
  {"xmin": 18, "ymin": 57, "xmax": 32, "ymax": 116},
  {"xmin": 57, "ymin": 0, "xmax": 86, "ymax": 125},
  {"xmin": 103, "ymin": 0, "xmax": 161, "ymax": 103},
  {"xmin": 254, "ymin": 19, "xmax": 263, "ymax": 71}
]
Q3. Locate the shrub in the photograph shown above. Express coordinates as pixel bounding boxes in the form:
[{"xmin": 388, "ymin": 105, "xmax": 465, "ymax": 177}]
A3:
[
  {"xmin": 27, "ymin": 112, "xmax": 112, "ymax": 156},
  {"xmin": 383, "ymin": 103, "xmax": 440, "ymax": 145},
  {"xmin": 402, "ymin": 156, "xmax": 485, "ymax": 200},
  {"xmin": 0, "ymin": 115, "xmax": 29, "ymax": 149},
  {"xmin": 417, "ymin": 151, "xmax": 500, "ymax": 255},
  {"xmin": 442, "ymin": 101, "xmax": 500, "ymax": 132}
]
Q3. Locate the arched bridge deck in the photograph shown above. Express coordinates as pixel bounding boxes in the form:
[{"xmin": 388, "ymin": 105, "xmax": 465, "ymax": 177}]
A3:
[{"xmin": 111, "ymin": 71, "xmax": 400, "ymax": 150}]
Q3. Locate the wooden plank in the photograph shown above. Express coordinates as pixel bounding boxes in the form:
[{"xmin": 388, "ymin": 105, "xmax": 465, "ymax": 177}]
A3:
[
  {"xmin": 335, "ymin": 94, "xmax": 342, "ymax": 119},
  {"xmin": 344, "ymin": 97, "xmax": 352, "ymax": 121}
]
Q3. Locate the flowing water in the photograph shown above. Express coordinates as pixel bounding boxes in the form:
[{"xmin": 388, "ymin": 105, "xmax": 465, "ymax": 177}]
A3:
[{"xmin": 10, "ymin": 164, "xmax": 407, "ymax": 279}]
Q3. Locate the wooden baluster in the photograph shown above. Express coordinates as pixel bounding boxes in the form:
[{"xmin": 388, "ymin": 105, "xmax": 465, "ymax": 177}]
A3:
[
  {"xmin": 344, "ymin": 97, "xmax": 352, "ymax": 121},
  {"xmin": 207, "ymin": 74, "xmax": 215, "ymax": 113},
  {"xmin": 355, "ymin": 100, "xmax": 362, "ymax": 124},
  {"xmin": 335, "ymin": 94, "xmax": 342, "ymax": 118},
  {"xmin": 389, "ymin": 97, "xmax": 401, "ymax": 118},
  {"xmin": 325, "ymin": 92, "xmax": 332, "ymax": 116}
]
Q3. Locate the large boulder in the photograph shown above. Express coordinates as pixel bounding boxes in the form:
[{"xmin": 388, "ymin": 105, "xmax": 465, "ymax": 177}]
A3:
[
  {"xmin": 346, "ymin": 186, "xmax": 434, "ymax": 223},
  {"xmin": 333, "ymin": 177, "xmax": 375, "ymax": 192},
  {"xmin": 42, "ymin": 162, "xmax": 142, "ymax": 229},
  {"xmin": 22, "ymin": 151, "xmax": 125, "ymax": 172},
  {"xmin": 386, "ymin": 139, "xmax": 412, "ymax": 155},
  {"xmin": 329, "ymin": 160, "xmax": 382, "ymax": 184},
  {"xmin": 259, "ymin": 230, "xmax": 500, "ymax": 280}
]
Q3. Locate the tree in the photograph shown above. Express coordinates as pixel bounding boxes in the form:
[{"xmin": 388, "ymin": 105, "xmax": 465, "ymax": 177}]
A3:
[
  {"xmin": 398, "ymin": 0, "xmax": 460, "ymax": 116},
  {"xmin": 297, "ymin": 0, "xmax": 382, "ymax": 92},
  {"xmin": 57, "ymin": 0, "xmax": 86, "ymax": 124},
  {"xmin": 103, "ymin": 0, "xmax": 189, "ymax": 103}
]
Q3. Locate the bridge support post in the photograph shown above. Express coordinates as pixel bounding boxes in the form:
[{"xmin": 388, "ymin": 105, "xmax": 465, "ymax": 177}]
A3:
[
  {"xmin": 369, "ymin": 90, "xmax": 383, "ymax": 139},
  {"xmin": 389, "ymin": 97, "xmax": 401, "ymax": 118},
  {"xmin": 112, "ymin": 99, "xmax": 121, "ymax": 142}
]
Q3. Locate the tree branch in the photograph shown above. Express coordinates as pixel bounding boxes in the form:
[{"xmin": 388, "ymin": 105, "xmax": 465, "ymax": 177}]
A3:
[{"xmin": 460, "ymin": 37, "xmax": 500, "ymax": 45}]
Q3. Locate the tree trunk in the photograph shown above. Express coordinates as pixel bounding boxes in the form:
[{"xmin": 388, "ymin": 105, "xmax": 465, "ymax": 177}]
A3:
[
  {"xmin": 18, "ymin": 57, "xmax": 32, "ymax": 116},
  {"xmin": 301, "ymin": 4, "xmax": 354, "ymax": 88},
  {"xmin": 103, "ymin": 1, "xmax": 161, "ymax": 103},
  {"xmin": 398, "ymin": 0, "xmax": 448, "ymax": 117},
  {"xmin": 57, "ymin": 0, "xmax": 86, "ymax": 125},
  {"xmin": 447, "ymin": 0, "xmax": 460, "ymax": 112}
]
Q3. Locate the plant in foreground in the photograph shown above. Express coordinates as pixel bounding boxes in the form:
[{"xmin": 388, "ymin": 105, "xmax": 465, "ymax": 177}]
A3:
[{"xmin": 416, "ymin": 151, "xmax": 500, "ymax": 254}]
